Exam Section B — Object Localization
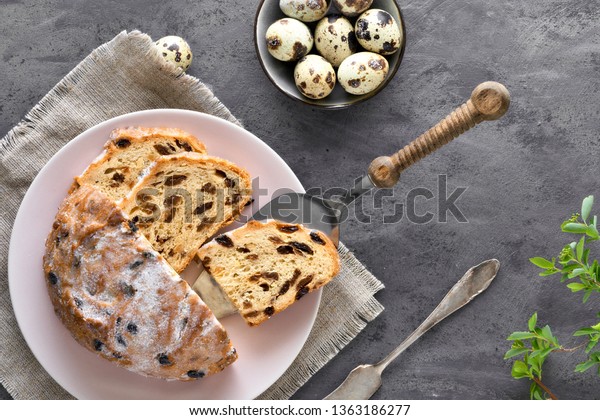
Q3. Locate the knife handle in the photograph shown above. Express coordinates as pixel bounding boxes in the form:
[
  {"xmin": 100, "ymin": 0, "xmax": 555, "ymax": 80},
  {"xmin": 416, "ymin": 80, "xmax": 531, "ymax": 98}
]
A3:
[{"xmin": 367, "ymin": 81, "xmax": 510, "ymax": 188}]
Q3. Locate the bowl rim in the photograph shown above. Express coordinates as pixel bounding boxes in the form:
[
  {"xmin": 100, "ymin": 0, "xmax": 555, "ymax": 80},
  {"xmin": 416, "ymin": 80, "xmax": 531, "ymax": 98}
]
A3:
[{"xmin": 253, "ymin": 0, "xmax": 407, "ymax": 110}]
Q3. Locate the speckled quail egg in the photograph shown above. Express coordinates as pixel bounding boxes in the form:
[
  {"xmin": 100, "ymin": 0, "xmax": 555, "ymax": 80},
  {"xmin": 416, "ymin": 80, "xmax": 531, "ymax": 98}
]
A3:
[
  {"xmin": 314, "ymin": 14, "xmax": 358, "ymax": 67},
  {"xmin": 280, "ymin": 0, "xmax": 331, "ymax": 22},
  {"xmin": 266, "ymin": 18, "xmax": 314, "ymax": 62},
  {"xmin": 337, "ymin": 51, "xmax": 389, "ymax": 95},
  {"xmin": 294, "ymin": 55, "xmax": 336, "ymax": 99},
  {"xmin": 155, "ymin": 36, "xmax": 193, "ymax": 71},
  {"xmin": 355, "ymin": 9, "xmax": 403, "ymax": 55},
  {"xmin": 332, "ymin": 0, "xmax": 373, "ymax": 17}
]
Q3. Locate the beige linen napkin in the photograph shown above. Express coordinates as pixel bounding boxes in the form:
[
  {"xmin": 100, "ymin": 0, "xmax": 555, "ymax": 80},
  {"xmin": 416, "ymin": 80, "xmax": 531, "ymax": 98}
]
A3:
[{"xmin": 0, "ymin": 30, "xmax": 384, "ymax": 400}]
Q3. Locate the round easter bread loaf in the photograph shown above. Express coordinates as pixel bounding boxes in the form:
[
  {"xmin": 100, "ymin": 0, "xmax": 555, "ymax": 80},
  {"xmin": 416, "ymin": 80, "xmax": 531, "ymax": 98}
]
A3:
[
  {"xmin": 197, "ymin": 220, "xmax": 340, "ymax": 326},
  {"xmin": 43, "ymin": 185, "xmax": 237, "ymax": 380}
]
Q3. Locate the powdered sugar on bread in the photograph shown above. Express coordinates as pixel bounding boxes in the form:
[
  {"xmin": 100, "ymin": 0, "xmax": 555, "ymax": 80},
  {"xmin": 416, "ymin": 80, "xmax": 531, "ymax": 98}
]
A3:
[{"xmin": 43, "ymin": 185, "xmax": 237, "ymax": 380}]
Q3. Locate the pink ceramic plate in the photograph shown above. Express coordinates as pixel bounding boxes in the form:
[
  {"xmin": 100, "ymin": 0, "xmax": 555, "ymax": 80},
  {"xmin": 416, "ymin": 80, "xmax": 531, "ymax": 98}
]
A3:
[{"xmin": 8, "ymin": 109, "xmax": 320, "ymax": 399}]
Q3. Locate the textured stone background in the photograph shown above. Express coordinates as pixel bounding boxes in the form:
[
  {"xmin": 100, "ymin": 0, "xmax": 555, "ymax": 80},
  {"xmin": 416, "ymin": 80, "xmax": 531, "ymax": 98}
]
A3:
[{"xmin": 1, "ymin": 0, "xmax": 599, "ymax": 400}]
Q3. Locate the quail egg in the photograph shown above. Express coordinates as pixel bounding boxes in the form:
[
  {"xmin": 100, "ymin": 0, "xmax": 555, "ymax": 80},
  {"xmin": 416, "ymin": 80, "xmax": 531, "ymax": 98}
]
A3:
[
  {"xmin": 280, "ymin": 0, "xmax": 331, "ymax": 22},
  {"xmin": 314, "ymin": 14, "xmax": 358, "ymax": 67},
  {"xmin": 155, "ymin": 36, "xmax": 193, "ymax": 71},
  {"xmin": 294, "ymin": 54, "xmax": 336, "ymax": 99},
  {"xmin": 332, "ymin": 0, "xmax": 373, "ymax": 17},
  {"xmin": 337, "ymin": 51, "xmax": 389, "ymax": 95},
  {"xmin": 355, "ymin": 9, "xmax": 403, "ymax": 55},
  {"xmin": 266, "ymin": 18, "xmax": 314, "ymax": 62}
]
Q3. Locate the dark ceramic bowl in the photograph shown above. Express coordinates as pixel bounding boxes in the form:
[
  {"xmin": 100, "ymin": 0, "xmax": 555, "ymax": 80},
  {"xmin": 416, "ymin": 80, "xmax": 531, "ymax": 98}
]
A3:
[{"xmin": 254, "ymin": 0, "xmax": 406, "ymax": 109}]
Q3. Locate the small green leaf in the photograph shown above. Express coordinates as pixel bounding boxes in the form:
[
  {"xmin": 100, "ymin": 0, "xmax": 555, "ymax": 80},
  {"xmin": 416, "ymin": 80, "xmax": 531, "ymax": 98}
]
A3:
[
  {"xmin": 567, "ymin": 283, "xmax": 587, "ymax": 292},
  {"xmin": 586, "ymin": 224, "xmax": 599, "ymax": 240},
  {"xmin": 504, "ymin": 348, "xmax": 530, "ymax": 359},
  {"xmin": 574, "ymin": 327, "xmax": 597, "ymax": 336},
  {"xmin": 561, "ymin": 263, "xmax": 579, "ymax": 273},
  {"xmin": 530, "ymin": 357, "xmax": 542, "ymax": 376},
  {"xmin": 530, "ymin": 382, "xmax": 543, "ymax": 400},
  {"xmin": 539, "ymin": 268, "xmax": 559, "ymax": 277},
  {"xmin": 575, "ymin": 360, "xmax": 598, "ymax": 373},
  {"xmin": 583, "ymin": 248, "xmax": 591, "ymax": 265},
  {"xmin": 537, "ymin": 347, "xmax": 554, "ymax": 360},
  {"xmin": 529, "ymin": 257, "xmax": 555, "ymax": 269},
  {"xmin": 582, "ymin": 195, "xmax": 594, "ymax": 222},
  {"xmin": 583, "ymin": 290, "xmax": 592, "ymax": 303},
  {"xmin": 508, "ymin": 332, "xmax": 537, "ymax": 341},
  {"xmin": 585, "ymin": 339, "xmax": 598, "ymax": 354},
  {"xmin": 511, "ymin": 360, "xmax": 531, "ymax": 379},
  {"xmin": 528, "ymin": 313, "xmax": 538, "ymax": 331},
  {"xmin": 576, "ymin": 236, "xmax": 586, "ymax": 261},
  {"xmin": 541, "ymin": 325, "xmax": 555, "ymax": 343},
  {"xmin": 568, "ymin": 268, "xmax": 586, "ymax": 279},
  {"xmin": 563, "ymin": 223, "xmax": 589, "ymax": 234}
]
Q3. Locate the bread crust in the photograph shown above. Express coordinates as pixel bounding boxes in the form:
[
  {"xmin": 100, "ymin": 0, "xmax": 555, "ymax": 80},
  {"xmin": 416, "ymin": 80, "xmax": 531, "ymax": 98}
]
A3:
[
  {"xmin": 43, "ymin": 185, "xmax": 237, "ymax": 380},
  {"xmin": 198, "ymin": 220, "xmax": 340, "ymax": 326},
  {"xmin": 73, "ymin": 127, "xmax": 207, "ymax": 201},
  {"xmin": 104, "ymin": 127, "xmax": 207, "ymax": 153}
]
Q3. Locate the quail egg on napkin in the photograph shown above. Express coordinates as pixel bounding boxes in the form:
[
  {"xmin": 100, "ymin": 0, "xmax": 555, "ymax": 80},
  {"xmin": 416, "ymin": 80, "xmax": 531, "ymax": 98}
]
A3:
[
  {"xmin": 266, "ymin": 18, "xmax": 314, "ymax": 62},
  {"xmin": 155, "ymin": 36, "xmax": 193, "ymax": 71}
]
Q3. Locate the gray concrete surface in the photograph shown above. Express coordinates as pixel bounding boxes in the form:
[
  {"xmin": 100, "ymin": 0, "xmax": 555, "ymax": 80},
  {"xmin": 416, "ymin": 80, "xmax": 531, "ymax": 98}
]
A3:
[{"xmin": 1, "ymin": 0, "xmax": 599, "ymax": 400}]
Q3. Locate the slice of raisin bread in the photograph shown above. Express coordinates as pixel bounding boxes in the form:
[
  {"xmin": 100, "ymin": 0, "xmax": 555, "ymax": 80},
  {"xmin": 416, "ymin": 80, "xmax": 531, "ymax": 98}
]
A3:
[
  {"xmin": 197, "ymin": 220, "xmax": 340, "ymax": 326},
  {"xmin": 43, "ymin": 185, "xmax": 237, "ymax": 380},
  {"xmin": 119, "ymin": 152, "xmax": 253, "ymax": 273},
  {"xmin": 74, "ymin": 127, "xmax": 207, "ymax": 202}
]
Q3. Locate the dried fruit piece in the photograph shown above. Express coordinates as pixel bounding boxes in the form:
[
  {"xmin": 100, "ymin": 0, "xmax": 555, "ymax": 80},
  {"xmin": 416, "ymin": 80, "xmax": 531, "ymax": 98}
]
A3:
[
  {"xmin": 278, "ymin": 224, "xmax": 299, "ymax": 233},
  {"xmin": 310, "ymin": 231, "xmax": 326, "ymax": 245},
  {"xmin": 157, "ymin": 353, "xmax": 172, "ymax": 366},
  {"xmin": 290, "ymin": 241, "xmax": 314, "ymax": 255},
  {"xmin": 187, "ymin": 370, "xmax": 205, "ymax": 379},
  {"xmin": 115, "ymin": 139, "xmax": 131, "ymax": 148},
  {"xmin": 215, "ymin": 235, "xmax": 234, "ymax": 248},
  {"xmin": 277, "ymin": 245, "xmax": 294, "ymax": 254}
]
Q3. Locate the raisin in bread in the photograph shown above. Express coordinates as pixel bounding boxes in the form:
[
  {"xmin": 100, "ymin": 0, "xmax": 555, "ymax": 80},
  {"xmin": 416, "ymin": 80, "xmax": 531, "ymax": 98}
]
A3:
[
  {"xmin": 43, "ymin": 185, "xmax": 237, "ymax": 380},
  {"xmin": 74, "ymin": 127, "xmax": 207, "ymax": 202},
  {"xmin": 197, "ymin": 220, "xmax": 340, "ymax": 326},
  {"xmin": 119, "ymin": 152, "xmax": 252, "ymax": 273}
]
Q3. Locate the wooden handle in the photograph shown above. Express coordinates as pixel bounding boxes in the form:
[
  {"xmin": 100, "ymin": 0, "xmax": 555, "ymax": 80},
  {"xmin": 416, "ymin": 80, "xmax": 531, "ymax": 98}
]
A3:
[{"xmin": 368, "ymin": 81, "xmax": 510, "ymax": 188}]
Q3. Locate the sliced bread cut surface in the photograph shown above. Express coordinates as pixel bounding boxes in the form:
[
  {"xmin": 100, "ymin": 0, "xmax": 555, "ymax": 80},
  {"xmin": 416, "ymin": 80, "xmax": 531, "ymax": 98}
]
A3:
[
  {"xmin": 43, "ymin": 185, "xmax": 237, "ymax": 380},
  {"xmin": 120, "ymin": 152, "xmax": 253, "ymax": 273},
  {"xmin": 75, "ymin": 127, "xmax": 207, "ymax": 202},
  {"xmin": 197, "ymin": 220, "xmax": 340, "ymax": 326}
]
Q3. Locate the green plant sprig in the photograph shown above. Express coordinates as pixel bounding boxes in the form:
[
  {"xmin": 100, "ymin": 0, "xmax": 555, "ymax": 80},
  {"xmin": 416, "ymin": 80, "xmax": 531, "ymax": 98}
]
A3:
[
  {"xmin": 573, "ymin": 320, "xmax": 600, "ymax": 374},
  {"xmin": 505, "ymin": 312, "xmax": 567, "ymax": 400},
  {"xmin": 506, "ymin": 195, "xmax": 600, "ymax": 399},
  {"xmin": 530, "ymin": 196, "xmax": 600, "ymax": 303}
]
